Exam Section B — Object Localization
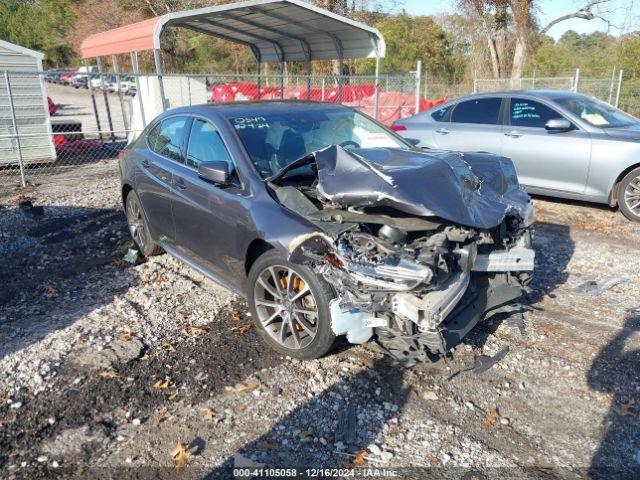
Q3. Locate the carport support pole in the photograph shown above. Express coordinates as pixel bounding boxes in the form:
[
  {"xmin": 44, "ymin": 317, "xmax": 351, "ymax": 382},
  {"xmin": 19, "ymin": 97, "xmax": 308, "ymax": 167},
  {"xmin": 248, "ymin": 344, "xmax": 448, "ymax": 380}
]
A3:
[
  {"xmin": 5, "ymin": 72, "xmax": 26, "ymax": 188},
  {"xmin": 414, "ymin": 60, "xmax": 422, "ymax": 116},
  {"xmin": 373, "ymin": 54, "xmax": 381, "ymax": 120},
  {"xmin": 337, "ymin": 53, "xmax": 344, "ymax": 104},
  {"xmin": 608, "ymin": 66, "xmax": 616, "ymax": 104},
  {"xmin": 256, "ymin": 60, "xmax": 261, "ymax": 99},
  {"xmin": 615, "ymin": 69, "xmax": 623, "ymax": 108},
  {"xmin": 112, "ymin": 55, "xmax": 129, "ymax": 131},
  {"xmin": 153, "ymin": 49, "xmax": 167, "ymax": 112},
  {"xmin": 280, "ymin": 62, "xmax": 285, "ymax": 100},
  {"xmin": 573, "ymin": 68, "xmax": 580, "ymax": 92},
  {"xmin": 306, "ymin": 60, "xmax": 311, "ymax": 100},
  {"xmin": 131, "ymin": 52, "xmax": 146, "ymax": 127},
  {"xmin": 84, "ymin": 59, "xmax": 104, "ymax": 142},
  {"xmin": 96, "ymin": 57, "xmax": 115, "ymax": 142}
]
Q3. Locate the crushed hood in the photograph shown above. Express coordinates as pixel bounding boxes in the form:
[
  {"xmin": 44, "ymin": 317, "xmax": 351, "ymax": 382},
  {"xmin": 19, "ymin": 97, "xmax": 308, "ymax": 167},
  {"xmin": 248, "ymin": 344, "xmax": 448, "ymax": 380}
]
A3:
[{"xmin": 275, "ymin": 146, "xmax": 532, "ymax": 230}]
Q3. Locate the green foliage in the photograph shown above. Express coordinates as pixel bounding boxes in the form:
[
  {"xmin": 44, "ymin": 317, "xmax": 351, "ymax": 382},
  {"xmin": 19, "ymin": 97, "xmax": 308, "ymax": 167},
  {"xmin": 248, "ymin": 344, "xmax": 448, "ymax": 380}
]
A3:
[
  {"xmin": 0, "ymin": 0, "xmax": 76, "ymax": 66},
  {"xmin": 357, "ymin": 12, "xmax": 464, "ymax": 81}
]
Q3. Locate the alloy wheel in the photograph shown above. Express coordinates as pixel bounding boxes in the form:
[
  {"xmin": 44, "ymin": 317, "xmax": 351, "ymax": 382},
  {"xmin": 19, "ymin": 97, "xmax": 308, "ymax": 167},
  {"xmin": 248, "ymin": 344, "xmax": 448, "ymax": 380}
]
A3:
[
  {"xmin": 253, "ymin": 265, "xmax": 319, "ymax": 350},
  {"xmin": 126, "ymin": 197, "xmax": 146, "ymax": 250},
  {"xmin": 624, "ymin": 174, "xmax": 640, "ymax": 217}
]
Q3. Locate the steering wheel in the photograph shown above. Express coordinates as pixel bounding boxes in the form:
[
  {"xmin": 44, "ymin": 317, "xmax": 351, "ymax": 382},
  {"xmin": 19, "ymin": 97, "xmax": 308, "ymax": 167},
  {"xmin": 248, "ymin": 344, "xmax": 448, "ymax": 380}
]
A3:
[{"xmin": 339, "ymin": 140, "xmax": 360, "ymax": 150}]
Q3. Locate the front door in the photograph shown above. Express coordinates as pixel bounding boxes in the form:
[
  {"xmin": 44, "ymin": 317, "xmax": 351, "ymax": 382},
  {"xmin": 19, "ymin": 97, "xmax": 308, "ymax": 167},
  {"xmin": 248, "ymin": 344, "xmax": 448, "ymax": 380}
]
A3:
[
  {"xmin": 502, "ymin": 97, "xmax": 592, "ymax": 194},
  {"xmin": 431, "ymin": 96, "xmax": 505, "ymax": 157},
  {"xmin": 171, "ymin": 117, "xmax": 250, "ymax": 286}
]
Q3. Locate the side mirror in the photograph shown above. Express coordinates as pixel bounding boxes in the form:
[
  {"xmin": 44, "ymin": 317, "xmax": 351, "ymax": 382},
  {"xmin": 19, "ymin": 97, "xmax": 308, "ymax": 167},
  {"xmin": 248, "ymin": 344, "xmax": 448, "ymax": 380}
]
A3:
[
  {"xmin": 198, "ymin": 161, "xmax": 229, "ymax": 184},
  {"xmin": 545, "ymin": 118, "xmax": 573, "ymax": 132}
]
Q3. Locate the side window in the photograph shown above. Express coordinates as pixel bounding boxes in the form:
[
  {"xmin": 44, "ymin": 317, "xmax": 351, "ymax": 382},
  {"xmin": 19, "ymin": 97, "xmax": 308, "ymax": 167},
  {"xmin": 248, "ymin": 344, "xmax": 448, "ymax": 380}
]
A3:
[
  {"xmin": 147, "ymin": 116, "xmax": 187, "ymax": 162},
  {"xmin": 510, "ymin": 98, "xmax": 561, "ymax": 128},
  {"xmin": 430, "ymin": 104, "xmax": 452, "ymax": 122},
  {"xmin": 450, "ymin": 98, "xmax": 502, "ymax": 125},
  {"xmin": 186, "ymin": 119, "xmax": 232, "ymax": 170}
]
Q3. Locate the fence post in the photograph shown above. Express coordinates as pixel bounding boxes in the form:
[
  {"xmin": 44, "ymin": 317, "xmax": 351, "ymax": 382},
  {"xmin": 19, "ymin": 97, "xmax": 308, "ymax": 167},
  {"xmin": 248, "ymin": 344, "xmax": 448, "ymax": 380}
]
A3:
[
  {"xmin": 608, "ymin": 66, "xmax": 616, "ymax": 104},
  {"xmin": 473, "ymin": 77, "xmax": 477, "ymax": 94},
  {"xmin": 5, "ymin": 71, "xmax": 26, "ymax": 188},
  {"xmin": 112, "ymin": 55, "xmax": 129, "ymax": 131},
  {"xmin": 615, "ymin": 69, "xmax": 623, "ymax": 108},
  {"xmin": 96, "ymin": 57, "xmax": 115, "ymax": 142},
  {"xmin": 321, "ymin": 77, "xmax": 325, "ymax": 101},
  {"xmin": 130, "ymin": 52, "xmax": 146, "ymax": 127},
  {"xmin": 424, "ymin": 71, "xmax": 428, "ymax": 99},
  {"xmin": 414, "ymin": 60, "xmax": 422, "ymax": 115},
  {"xmin": 153, "ymin": 49, "xmax": 167, "ymax": 112},
  {"xmin": 573, "ymin": 68, "xmax": 580, "ymax": 92},
  {"xmin": 84, "ymin": 59, "xmax": 103, "ymax": 141}
]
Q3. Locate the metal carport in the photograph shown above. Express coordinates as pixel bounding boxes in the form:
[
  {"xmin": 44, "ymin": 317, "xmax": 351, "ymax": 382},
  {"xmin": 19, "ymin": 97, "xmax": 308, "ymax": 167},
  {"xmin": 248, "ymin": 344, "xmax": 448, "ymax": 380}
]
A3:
[{"xmin": 80, "ymin": 0, "xmax": 386, "ymax": 120}]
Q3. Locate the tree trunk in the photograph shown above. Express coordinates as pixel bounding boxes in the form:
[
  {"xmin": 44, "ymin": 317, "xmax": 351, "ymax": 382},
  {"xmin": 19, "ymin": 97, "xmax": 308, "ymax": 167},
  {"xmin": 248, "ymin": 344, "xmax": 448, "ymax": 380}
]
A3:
[
  {"xmin": 495, "ymin": 0, "xmax": 508, "ymax": 77},
  {"xmin": 510, "ymin": 34, "xmax": 526, "ymax": 84}
]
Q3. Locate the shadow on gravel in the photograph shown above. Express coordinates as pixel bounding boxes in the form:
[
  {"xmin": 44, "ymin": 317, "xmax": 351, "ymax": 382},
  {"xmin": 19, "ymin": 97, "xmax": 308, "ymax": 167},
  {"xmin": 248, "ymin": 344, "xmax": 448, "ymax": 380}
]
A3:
[
  {"xmin": 207, "ymin": 355, "xmax": 410, "ymax": 478},
  {"xmin": 0, "ymin": 203, "xmax": 133, "ymax": 359},
  {"xmin": 588, "ymin": 313, "xmax": 640, "ymax": 479},
  {"xmin": 465, "ymin": 221, "xmax": 575, "ymax": 348}
]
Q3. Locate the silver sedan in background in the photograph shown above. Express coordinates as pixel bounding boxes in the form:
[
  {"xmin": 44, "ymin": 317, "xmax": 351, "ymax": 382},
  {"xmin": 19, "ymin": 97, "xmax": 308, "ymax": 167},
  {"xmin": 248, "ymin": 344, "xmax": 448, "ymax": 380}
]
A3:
[{"xmin": 391, "ymin": 91, "xmax": 640, "ymax": 222}]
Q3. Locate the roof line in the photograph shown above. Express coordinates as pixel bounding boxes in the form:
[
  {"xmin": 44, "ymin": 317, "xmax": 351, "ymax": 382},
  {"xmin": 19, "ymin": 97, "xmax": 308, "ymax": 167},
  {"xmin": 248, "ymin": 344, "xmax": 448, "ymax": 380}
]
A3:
[{"xmin": 0, "ymin": 39, "xmax": 44, "ymax": 60}]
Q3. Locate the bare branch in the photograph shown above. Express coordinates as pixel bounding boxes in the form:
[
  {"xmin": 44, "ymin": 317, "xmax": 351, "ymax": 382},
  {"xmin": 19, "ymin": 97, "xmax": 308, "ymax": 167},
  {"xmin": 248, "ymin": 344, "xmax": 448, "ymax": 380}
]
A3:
[{"xmin": 540, "ymin": 0, "xmax": 610, "ymax": 34}]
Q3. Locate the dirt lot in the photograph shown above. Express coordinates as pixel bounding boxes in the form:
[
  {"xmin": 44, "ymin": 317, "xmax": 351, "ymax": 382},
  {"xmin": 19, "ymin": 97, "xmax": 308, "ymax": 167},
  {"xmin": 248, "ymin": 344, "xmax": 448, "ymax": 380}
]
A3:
[{"xmin": 1, "ymin": 161, "xmax": 639, "ymax": 479}]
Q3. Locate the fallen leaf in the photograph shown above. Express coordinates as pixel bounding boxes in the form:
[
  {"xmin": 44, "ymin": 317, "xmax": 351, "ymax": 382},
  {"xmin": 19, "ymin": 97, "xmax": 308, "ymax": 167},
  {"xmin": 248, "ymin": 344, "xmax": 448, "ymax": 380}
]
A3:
[
  {"xmin": 482, "ymin": 408, "xmax": 500, "ymax": 429},
  {"xmin": 157, "ymin": 406, "xmax": 168, "ymax": 424},
  {"xmin": 172, "ymin": 442, "xmax": 192, "ymax": 469},
  {"xmin": 616, "ymin": 398, "xmax": 635, "ymax": 416},
  {"xmin": 183, "ymin": 326, "xmax": 208, "ymax": 336},
  {"xmin": 139, "ymin": 354, "xmax": 151, "ymax": 361},
  {"xmin": 230, "ymin": 324, "xmax": 253, "ymax": 334},
  {"xmin": 231, "ymin": 312, "xmax": 242, "ymax": 322},
  {"xmin": 162, "ymin": 341, "xmax": 176, "ymax": 352},
  {"xmin": 44, "ymin": 285, "xmax": 58, "ymax": 295},
  {"xmin": 202, "ymin": 409, "xmax": 217, "ymax": 421},
  {"xmin": 536, "ymin": 325, "xmax": 556, "ymax": 336},
  {"xmin": 99, "ymin": 371, "xmax": 121, "ymax": 379},
  {"xmin": 299, "ymin": 428, "xmax": 314, "ymax": 438},
  {"xmin": 258, "ymin": 441, "xmax": 280, "ymax": 451},
  {"xmin": 152, "ymin": 379, "xmax": 174, "ymax": 390},
  {"xmin": 234, "ymin": 382, "xmax": 260, "ymax": 394},
  {"xmin": 341, "ymin": 449, "xmax": 368, "ymax": 468},
  {"xmin": 121, "ymin": 328, "xmax": 132, "ymax": 342}
]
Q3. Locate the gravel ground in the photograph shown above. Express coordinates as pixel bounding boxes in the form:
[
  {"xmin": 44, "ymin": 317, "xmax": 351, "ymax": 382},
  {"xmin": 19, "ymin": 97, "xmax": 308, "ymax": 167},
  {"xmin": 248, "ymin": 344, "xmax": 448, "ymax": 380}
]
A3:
[{"xmin": 1, "ymin": 161, "xmax": 639, "ymax": 479}]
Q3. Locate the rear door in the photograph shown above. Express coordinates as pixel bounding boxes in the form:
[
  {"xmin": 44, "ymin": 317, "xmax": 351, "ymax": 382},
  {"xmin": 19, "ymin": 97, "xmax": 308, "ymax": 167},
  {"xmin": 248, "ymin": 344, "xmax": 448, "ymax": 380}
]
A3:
[
  {"xmin": 135, "ymin": 115, "xmax": 188, "ymax": 243},
  {"xmin": 432, "ymin": 96, "xmax": 505, "ymax": 156},
  {"xmin": 171, "ymin": 117, "xmax": 250, "ymax": 285},
  {"xmin": 502, "ymin": 96, "xmax": 591, "ymax": 193}
]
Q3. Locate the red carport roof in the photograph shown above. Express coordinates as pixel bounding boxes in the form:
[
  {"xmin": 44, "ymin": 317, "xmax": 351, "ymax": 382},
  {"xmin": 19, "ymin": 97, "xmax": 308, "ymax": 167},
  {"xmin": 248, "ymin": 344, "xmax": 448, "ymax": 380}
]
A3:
[{"xmin": 80, "ymin": 0, "xmax": 385, "ymax": 62}]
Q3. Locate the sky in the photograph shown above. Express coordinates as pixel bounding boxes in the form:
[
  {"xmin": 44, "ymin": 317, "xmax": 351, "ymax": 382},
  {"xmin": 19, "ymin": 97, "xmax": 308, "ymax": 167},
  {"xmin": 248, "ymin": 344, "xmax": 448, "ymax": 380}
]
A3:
[{"xmin": 394, "ymin": 0, "xmax": 640, "ymax": 40}]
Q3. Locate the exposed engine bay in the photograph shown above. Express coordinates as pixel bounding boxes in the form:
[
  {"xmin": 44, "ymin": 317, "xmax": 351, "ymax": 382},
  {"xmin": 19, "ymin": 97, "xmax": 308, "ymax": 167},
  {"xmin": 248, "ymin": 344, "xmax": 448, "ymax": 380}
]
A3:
[{"xmin": 269, "ymin": 145, "xmax": 535, "ymax": 365}]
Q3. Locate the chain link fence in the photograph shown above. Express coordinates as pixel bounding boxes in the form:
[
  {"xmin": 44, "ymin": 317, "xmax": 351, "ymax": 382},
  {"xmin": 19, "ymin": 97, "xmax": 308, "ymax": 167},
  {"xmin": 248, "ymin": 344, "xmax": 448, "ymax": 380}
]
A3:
[{"xmin": 1, "ymin": 67, "xmax": 639, "ymax": 191}]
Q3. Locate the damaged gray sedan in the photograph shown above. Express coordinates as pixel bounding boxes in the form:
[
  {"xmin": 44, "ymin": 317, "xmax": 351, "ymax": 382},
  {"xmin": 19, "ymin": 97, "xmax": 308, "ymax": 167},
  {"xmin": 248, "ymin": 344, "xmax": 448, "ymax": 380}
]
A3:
[{"xmin": 120, "ymin": 102, "xmax": 535, "ymax": 365}]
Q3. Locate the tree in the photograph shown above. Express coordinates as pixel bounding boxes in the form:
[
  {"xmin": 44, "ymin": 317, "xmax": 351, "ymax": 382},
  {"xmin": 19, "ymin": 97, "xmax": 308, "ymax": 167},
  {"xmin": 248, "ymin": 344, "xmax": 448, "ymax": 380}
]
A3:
[{"xmin": 459, "ymin": 0, "xmax": 613, "ymax": 80}]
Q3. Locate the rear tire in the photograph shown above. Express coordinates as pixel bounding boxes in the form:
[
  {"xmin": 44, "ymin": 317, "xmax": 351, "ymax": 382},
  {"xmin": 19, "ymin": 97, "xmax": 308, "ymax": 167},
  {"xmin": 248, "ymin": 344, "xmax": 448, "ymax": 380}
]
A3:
[
  {"xmin": 125, "ymin": 190, "xmax": 163, "ymax": 257},
  {"xmin": 247, "ymin": 250, "xmax": 338, "ymax": 360},
  {"xmin": 617, "ymin": 167, "xmax": 640, "ymax": 223}
]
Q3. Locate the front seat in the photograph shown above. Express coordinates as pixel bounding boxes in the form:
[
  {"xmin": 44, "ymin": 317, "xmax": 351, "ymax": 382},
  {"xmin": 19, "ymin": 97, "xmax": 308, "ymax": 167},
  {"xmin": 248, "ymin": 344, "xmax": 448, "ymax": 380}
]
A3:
[{"xmin": 278, "ymin": 129, "xmax": 307, "ymax": 167}]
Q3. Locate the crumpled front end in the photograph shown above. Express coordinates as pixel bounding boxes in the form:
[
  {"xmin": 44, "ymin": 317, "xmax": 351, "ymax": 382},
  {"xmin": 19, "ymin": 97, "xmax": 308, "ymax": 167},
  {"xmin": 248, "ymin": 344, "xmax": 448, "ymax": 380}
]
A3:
[{"xmin": 272, "ymin": 146, "xmax": 535, "ymax": 364}]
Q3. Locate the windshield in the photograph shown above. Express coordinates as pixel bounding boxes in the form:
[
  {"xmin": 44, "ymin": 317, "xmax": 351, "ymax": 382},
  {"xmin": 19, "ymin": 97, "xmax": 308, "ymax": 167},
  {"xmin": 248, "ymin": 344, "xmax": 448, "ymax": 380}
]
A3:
[
  {"xmin": 229, "ymin": 108, "xmax": 409, "ymax": 178},
  {"xmin": 554, "ymin": 94, "xmax": 638, "ymax": 128}
]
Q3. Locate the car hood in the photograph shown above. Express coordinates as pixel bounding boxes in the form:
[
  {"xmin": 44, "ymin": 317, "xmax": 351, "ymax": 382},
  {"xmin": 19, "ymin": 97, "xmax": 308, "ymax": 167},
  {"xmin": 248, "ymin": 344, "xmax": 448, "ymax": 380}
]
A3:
[{"xmin": 275, "ymin": 146, "xmax": 532, "ymax": 230}]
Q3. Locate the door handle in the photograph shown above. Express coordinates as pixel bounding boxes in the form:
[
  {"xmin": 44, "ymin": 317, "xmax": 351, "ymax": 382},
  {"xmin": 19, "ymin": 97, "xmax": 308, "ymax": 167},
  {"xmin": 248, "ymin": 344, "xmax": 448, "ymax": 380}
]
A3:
[
  {"xmin": 435, "ymin": 128, "xmax": 450, "ymax": 135},
  {"xmin": 505, "ymin": 130, "xmax": 523, "ymax": 138},
  {"xmin": 173, "ymin": 176, "xmax": 187, "ymax": 190},
  {"xmin": 141, "ymin": 158, "xmax": 150, "ymax": 168}
]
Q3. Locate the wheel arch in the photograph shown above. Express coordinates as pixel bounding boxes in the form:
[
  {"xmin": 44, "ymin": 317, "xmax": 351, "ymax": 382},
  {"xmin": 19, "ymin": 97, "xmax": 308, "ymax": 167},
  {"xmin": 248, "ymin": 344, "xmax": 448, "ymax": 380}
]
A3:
[
  {"xmin": 609, "ymin": 163, "xmax": 640, "ymax": 207},
  {"xmin": 244, "ymin": 239, "xmax": 275, "ymax": 277},
  {"xmin": 121, "ymin": 183, "xmax": 133, "ymax": 209}
]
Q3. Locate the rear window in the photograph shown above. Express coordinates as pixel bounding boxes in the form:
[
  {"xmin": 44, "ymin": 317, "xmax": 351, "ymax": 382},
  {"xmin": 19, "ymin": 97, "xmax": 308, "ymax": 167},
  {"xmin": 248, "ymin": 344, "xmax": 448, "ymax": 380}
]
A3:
[{"xmin": 450, "ymin": 98, "xmax": 502, "ymax": 125}]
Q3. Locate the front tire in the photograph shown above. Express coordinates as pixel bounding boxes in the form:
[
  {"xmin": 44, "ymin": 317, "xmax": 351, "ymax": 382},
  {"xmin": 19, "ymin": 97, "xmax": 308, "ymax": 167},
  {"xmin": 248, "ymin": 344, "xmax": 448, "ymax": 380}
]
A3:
[
  {"xmin": 617, "ymin": 167, "xmax": 640, "ymax": 223},
  {"xmin": 125, "ymin": 190, "xmax": 163, "ymax": 257},
  {"xmin": 247, "ymin": 250, "xmax": 338, "ymax": 360}
]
